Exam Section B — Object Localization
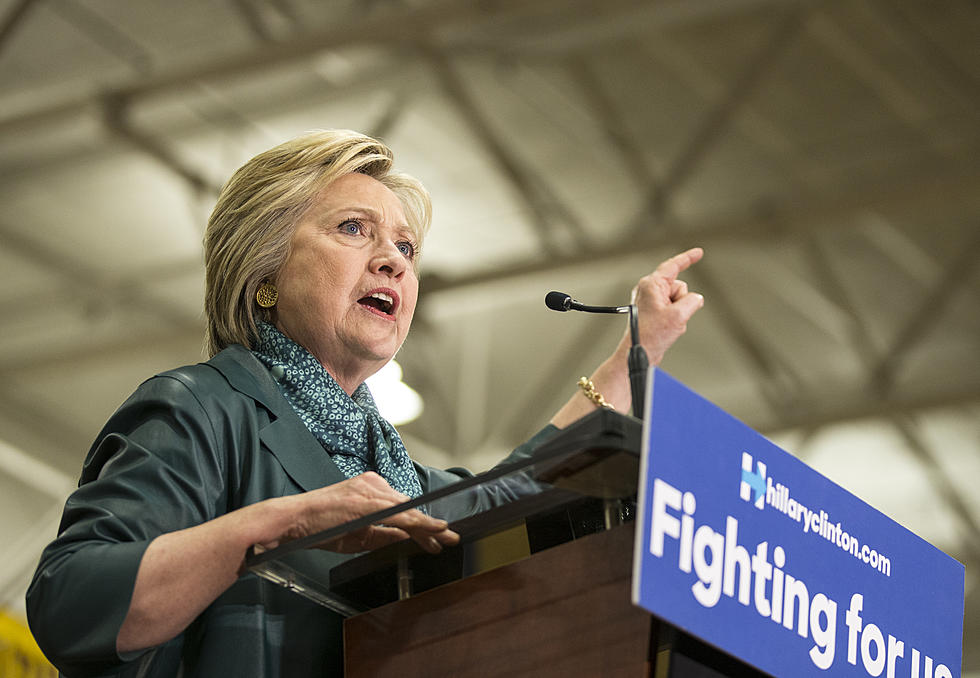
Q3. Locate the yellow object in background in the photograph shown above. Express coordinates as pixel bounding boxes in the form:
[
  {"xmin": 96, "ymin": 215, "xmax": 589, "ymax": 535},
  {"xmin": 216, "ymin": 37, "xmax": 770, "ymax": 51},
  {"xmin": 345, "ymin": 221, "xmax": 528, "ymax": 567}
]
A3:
[
  {"xmin": 0, "ymin": 610, "xmax": 55, "ymax": 678},
  {"xmin": 468, "ymin": 522, "xmax": 531, "ymax": 575}
]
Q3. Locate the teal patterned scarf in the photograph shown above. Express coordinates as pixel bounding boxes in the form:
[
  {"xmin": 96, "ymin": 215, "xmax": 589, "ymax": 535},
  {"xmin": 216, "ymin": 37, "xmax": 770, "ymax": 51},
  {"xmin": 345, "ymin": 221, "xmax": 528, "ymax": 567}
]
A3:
[{"xmin": 251, "ymin": 321, "xmax": 423, "ymax": 499}]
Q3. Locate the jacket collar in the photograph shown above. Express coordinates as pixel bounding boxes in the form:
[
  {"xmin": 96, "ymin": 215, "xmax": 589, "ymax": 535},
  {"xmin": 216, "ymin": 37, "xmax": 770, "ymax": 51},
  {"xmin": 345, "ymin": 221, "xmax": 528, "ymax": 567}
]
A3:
[
  {"xmin": 207, "ymin": 344, "xmax": 348, "ymax": 493},
  {"xmin": 208, "ymin": 344, "xmax": 287, "ymax": 414}
]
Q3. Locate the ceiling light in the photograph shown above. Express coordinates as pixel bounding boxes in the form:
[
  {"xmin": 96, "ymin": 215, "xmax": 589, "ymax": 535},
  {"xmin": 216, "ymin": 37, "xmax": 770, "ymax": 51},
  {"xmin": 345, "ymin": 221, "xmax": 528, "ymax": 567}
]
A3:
[{"xmin": 366, "ymin": 360, "xmax": 424, "ymax": 426}]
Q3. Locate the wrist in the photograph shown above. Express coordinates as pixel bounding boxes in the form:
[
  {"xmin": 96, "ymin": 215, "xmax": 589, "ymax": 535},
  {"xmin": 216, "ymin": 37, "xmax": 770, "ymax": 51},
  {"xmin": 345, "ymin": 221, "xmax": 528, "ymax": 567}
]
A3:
[{"xmin": 236, "ymin": 495, "xmax": 297, "ymax": 553}]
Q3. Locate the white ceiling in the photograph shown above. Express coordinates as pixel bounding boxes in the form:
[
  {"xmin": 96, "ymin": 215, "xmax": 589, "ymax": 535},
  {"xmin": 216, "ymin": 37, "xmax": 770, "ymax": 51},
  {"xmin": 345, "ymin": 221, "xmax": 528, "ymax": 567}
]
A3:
[{"xmin": 0, "ymin": 0, "xmax": 978, "ymax": 668}]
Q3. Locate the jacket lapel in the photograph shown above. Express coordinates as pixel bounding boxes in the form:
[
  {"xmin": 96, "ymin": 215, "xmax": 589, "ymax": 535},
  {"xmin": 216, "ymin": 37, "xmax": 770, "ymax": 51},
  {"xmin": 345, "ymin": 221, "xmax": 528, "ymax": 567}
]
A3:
[{"xmin": 208, "ymin": 345, "xmax": 348, "ymax": 493}]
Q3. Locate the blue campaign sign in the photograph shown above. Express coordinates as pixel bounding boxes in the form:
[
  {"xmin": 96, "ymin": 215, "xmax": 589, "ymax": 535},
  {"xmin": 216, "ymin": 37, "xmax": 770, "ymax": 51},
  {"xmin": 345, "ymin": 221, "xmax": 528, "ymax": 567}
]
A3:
[{"xmin": 632, "ymin": 369, "xmax": 965, "ymax": 678}]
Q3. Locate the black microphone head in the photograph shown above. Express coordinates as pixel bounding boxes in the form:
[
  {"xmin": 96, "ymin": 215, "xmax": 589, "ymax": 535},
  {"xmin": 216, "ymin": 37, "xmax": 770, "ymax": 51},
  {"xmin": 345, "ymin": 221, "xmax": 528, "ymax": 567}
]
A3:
[{"xmin": 545, "ymin": 291, "xmax": 572, "ymax": 312}]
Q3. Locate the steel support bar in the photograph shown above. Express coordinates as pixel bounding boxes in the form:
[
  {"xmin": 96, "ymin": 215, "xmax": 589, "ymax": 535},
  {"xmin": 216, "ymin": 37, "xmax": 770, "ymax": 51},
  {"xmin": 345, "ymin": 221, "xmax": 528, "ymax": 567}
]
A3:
[
  {"xmin": 871, "ymin": 226, "xmax": 980, "ymax": 394},
  {"xmin": 424, "ymin": 46, "xmax": 589, "ymax": 256},
  {"xmin": 629, "ymin": 5, "xmax": 810, "ymax": 236}
]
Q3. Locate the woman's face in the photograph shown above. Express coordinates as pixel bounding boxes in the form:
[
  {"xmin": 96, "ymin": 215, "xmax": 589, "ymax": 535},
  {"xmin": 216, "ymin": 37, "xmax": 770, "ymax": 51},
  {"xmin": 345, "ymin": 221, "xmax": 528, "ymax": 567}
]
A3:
[{"xmin": 273, "ymin": 172, "xmax": 419, "ymax": 392}]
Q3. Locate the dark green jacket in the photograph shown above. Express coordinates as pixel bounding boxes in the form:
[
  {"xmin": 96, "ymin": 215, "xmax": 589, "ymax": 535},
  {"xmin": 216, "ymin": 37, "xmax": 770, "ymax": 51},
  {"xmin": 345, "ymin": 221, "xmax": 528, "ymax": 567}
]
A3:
[{"xmin": 26, "ymin": 345, "xmax": 555, "ymax": 678}]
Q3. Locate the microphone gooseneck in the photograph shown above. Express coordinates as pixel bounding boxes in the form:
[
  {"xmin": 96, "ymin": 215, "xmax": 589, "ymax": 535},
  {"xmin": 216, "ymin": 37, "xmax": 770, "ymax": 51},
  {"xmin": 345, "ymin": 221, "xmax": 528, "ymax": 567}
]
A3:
[
  {"xmin": 544, "ymin": 291, "xmax": 650, "ymax": 419},
  {"xmin": 627, "ymin": 305, "xmax": 649, "ymax": 418},
  {"xmin": 545, "ymin": 291, "xmax": 630, "ymax": 315}
]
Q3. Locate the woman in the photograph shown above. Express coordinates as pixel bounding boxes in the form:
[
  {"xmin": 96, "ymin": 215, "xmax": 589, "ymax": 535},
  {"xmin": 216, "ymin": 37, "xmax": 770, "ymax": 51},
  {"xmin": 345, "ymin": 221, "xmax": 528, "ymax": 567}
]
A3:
[{"xmin": 26, "ymin": 130, "xmax": 703, "ymax": 677}]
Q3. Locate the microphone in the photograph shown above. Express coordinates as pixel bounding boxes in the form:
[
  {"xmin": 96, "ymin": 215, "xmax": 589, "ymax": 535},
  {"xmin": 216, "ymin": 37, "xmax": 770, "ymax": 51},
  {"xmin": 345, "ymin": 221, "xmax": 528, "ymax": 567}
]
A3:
[
  {"xmin": 544, "ymin": 291, "xmax": 650, "ymax": 419},
  {"xmin": 544, "ymin": 291, "xmax": 630, "ymax": 315}
]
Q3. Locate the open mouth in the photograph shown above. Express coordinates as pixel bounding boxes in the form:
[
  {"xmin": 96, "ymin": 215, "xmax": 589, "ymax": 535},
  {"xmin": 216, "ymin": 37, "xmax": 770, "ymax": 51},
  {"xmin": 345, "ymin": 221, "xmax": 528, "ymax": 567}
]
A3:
[{"xmin": 358, "ymin": 291, "xmax": 395, "ymax": 316}]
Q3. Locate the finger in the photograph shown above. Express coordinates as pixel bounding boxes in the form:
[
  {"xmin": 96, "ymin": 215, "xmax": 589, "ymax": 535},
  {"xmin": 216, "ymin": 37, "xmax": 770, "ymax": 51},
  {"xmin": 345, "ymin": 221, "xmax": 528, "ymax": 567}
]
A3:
[
  {"xmin": 358, "ymin": 525, "xmax": 410, "ymax": 550},
  {"xmin": 355, "ymin": 471, "xmax": 406, "ymax": 497},
  {"xmin": 417, "ymin": 535, "xmax": 442, "ymax": 554},
  {"xmin": 654, "ymin": 247, "xmax": 703, "ymax": 282},
  {"xmin": 431, "ymin": 528, "xmax": 460, "ymax": 546},
  {"xmin": 396, "ymin": 513, "xmax": 459, "ymax": 551},
  {"xmin": 348, "ymin": 473, "xmax": 415, "ymax": 510},
  {"xmin": 404, "ymin": 525, "xmax": 457, "ymax": 553},
  {"xmin": 670, "ymin": 279, "xmax": 688, "ymax": 302},
  {"xmin": 383, "ymin": 508, "xmax": 450, "ymax": 534},
  {"xmin": 316, "ymin": 524, "xmax": 404, "ymax": 553},
  {"xmin": 672, "ymin": 291, "xmax": 705, "ymax": 320}
]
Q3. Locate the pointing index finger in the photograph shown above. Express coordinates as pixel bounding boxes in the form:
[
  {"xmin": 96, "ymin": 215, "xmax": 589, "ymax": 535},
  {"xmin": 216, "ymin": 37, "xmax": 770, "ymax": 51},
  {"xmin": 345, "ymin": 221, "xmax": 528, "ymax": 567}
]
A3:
[{"xmin": 654, "ymin": 247, "xmax": 703, "ymax": 281}]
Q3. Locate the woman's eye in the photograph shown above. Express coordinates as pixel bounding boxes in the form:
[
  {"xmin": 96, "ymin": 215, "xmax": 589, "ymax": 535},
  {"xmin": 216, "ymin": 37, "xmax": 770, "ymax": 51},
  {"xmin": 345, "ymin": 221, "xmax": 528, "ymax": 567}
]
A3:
[
  {"xmin": 340, "ymin": 219, "xmax": 362, "ymax": 235},
  {"xmin": 397, "ymin": 241, "xmax": 416, "ymax": 259}
]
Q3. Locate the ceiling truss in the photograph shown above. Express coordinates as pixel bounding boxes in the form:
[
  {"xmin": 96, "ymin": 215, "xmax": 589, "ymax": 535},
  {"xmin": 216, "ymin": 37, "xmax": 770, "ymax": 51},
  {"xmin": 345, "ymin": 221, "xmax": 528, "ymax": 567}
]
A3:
[{"xmin": 0, "ymin": 0, "xmax": 976, "ymax": 654}]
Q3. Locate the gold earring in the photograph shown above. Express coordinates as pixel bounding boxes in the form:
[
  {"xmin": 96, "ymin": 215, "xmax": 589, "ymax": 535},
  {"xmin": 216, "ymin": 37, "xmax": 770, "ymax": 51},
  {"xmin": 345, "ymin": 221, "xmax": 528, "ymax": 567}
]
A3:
[{"xmin": 256, "ymin": 282, "xmax": 278, "ymax": 308}]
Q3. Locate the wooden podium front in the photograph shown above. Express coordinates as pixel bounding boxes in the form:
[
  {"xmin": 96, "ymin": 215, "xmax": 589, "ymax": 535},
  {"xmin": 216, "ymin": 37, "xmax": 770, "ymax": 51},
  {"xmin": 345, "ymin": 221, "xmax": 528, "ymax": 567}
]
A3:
[
  {"xmin": 244, "ymin": 410, "xmax": 763, "ymax": 677},
  {"xmin": 344, "ymin": 523, "xmax": 652, "ymax": 677}
]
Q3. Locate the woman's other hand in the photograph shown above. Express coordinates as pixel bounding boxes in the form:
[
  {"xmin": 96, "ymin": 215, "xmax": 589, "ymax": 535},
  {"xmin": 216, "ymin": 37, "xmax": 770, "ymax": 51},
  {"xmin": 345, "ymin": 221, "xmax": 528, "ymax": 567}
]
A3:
[
  {"xmin": 265, "ymin": 472, "xmax": 459, "ymax": 555},
  {"xmin": 118, "ymin": 473, "xmax": 456, "ymax": 653}
]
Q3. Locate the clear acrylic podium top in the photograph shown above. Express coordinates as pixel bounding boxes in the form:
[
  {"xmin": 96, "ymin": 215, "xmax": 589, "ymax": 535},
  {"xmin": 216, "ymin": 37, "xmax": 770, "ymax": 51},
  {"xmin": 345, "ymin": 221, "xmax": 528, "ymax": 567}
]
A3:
[{"xmin": 244, "ymin": 408, "xmax": 642, "ymax": 617}]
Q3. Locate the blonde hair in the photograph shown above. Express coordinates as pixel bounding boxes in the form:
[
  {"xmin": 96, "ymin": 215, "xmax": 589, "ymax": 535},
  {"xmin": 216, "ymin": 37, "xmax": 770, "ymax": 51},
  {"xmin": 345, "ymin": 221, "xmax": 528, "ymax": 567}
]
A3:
[{"xmin": 203, "ymin": 130, "xmax": 432, "ymax": 357}]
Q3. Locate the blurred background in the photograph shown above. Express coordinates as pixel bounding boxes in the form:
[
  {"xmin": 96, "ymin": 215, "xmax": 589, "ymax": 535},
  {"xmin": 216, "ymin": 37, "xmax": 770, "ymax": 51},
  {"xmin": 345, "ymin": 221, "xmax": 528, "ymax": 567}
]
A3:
[{"xmin": 0, "ymin": 0, "xmax": 977, "ymax": 673}]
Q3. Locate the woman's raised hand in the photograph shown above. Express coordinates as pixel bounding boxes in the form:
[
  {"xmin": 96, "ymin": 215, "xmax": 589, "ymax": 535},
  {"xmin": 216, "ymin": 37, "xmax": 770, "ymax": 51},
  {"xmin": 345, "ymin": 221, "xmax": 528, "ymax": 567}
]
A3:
[
  {"xmin": 550, "ymin": 247, "xmax": 705, "ymax": 426},
  {"xmin": 629, "ymin": 247, "xmax": 704, "ymax": 366}
]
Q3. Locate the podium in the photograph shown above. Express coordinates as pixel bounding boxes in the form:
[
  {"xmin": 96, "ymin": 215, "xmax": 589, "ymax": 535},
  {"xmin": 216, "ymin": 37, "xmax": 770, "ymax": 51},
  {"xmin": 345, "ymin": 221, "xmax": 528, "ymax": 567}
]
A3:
[
  {"xmin": 344, "ymin": 523, "xmax": 649, "ymax": 677},
  {"xmin": 245, "ymin": 372, "xmax": 964, "ymax": 676},
  {"xmin": 245, "ymin": 409, "xmax": 764, "ymax": 677},
  {"xmin": 343, "ymin": 520, "xmax": 764, "ymax": 678}
]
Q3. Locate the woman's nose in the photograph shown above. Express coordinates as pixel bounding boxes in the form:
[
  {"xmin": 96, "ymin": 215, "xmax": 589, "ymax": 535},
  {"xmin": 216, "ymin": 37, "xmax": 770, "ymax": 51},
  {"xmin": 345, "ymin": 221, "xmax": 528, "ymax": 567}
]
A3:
[{"xmin": 370, "ymin": 241, "xmax": 407, "ymax": 278}]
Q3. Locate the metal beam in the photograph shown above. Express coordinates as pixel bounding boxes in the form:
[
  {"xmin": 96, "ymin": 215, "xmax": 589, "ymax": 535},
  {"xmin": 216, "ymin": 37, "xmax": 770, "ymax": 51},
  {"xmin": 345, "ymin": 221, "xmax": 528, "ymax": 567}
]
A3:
[
  {"xmin": 0, "ymin": 255, "xmax": 202, "ymax": 320},
  {"xmin": 0, "ymin": 388, "xmax": 94, "ymax": 474},
  {"xmin": 806, "ymin": 11, "xmax": 929, "ymax": 126},
  {"xmin": 449, "ymin": 0, "xmax": 807, "ymax": 56},
  {"xmin": 859, "ymin": 216, "xmax": 944, "ymax": 289},
  {"xmin": 867, "ymin": 0, "xmax": 980, "ymax": 111},
  {"xmin": 101, "ymin": 94, "xmax": 221, "ymax": 196},
  {"xmin": 0, "ymin": 0, "xmax": 665, "ymax": 135},
  {"xmin": 0, "ymin": 59, "xmax": 425, "ymax": 182},
  {"xmin": 871, "ymin": 226, "xmax": 980, "ymax": 394},
  {"xmin": 890, "ymin": 415, "xmax": 980, "ymax": 565},
  {"xmin": 422, "ymin": 162, "xmax": 980, "ymax": 294},
  {"xmin": 228, "ymin": 0, "xmax": 276, "ymax": 43},
  {"xmin": 1, "ymin": 308, "xmax": 977, "ymax": 466},
  {"xmin": 687, "ymin": 264, "xmax": 803, "ymax": 415},
  {"xmin": 50, "ymin": 0, "xmax": 154, "ymax": 74},
  {"xmin": 789, "ymin": 409, "xmax": 980, "ymax": 572},
  {"xmin": 0, "ymin": 226, "xmax": 203, "ymax": 332},
  {"xmin": 0, "ymin": 0, "xmax": 39, "ymax": 58},
  {"xmin": 628, "ymin": 4, "xmax": 810, "ymax": 236},
  {"xmin": 1, "ymin": 161, "xmax": 977, "ymax": 375},
  {"xmin": 423, "ymin": 45, "xmax": 590, "ymax": 256},
  {"xmin": 5, "ymin": 312, "xmax": 978, "ymax": 434},
  {"xmin": 267, "ymin": 0, "xmax": 300, "ymax": 27},
  {"xmin": 759, "ymin": 386, "xmax": 980, "ymax": 435},
  {"xmin": 0, "ymin": 326, "xmax": 203, "ymax": 376},
  {"xmin": 491, "ymin": 288, "xmax": 627, "ymax": 441},
  {"xmin": 564, "ymin": 55, "xmax": 660, "ymax": 194},
  {"xmin": 368, "ymin": 93, "xmax": 409, "ymax": 141},
  {"xmin": 639, "ymin": 36, "xmax": 797, "ymax": 159},
  {"xmin": 800, "ymin": 232, "xmax": 881, "ymax": 371}
]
